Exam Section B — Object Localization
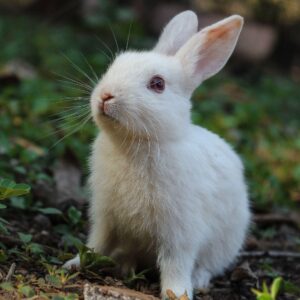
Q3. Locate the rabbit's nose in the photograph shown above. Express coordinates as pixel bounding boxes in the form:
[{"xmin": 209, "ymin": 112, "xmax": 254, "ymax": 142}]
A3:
[
  {"xmin": 101, "ymin": 92, "xmax": 114, "ymax": 102},
  {"xmin": 99, "ymin": 92, "xmax": 114, "ymax": 113}
]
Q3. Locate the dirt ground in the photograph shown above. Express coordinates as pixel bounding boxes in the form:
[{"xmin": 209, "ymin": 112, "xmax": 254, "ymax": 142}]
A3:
[{"xmin": 1, "ymin": 209, "xmax": 300, "ymax": 300}]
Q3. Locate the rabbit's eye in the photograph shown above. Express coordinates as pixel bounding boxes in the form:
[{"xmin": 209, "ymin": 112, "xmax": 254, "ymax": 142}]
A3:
[{"xmin": 148, "ymin": 75, "xmax": 165, "ymax": 93}]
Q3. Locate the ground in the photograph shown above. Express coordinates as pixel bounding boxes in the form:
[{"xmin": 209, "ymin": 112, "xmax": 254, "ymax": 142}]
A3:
[{"xmin": 0, "ymin": 208, "xmax": 300, "ymax": 299}]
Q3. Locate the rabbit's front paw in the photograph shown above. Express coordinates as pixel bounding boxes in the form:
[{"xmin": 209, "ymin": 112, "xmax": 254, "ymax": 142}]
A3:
[
  {"xmin": 63, "ymin": 255, "xmax": 80, "ymax": 270},
  {"xmin": 193, "ymin": 268, "xmax": 211, "ymax": 290},
  {"xmin": 161, "ymin": 285, "xmax": 192, "ymax": 300}
]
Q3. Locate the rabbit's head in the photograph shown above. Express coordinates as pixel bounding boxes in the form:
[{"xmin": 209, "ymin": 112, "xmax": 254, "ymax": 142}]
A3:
[{"xmin": 91, "ymin": 11, "xmax": 243, "ymax": 142}]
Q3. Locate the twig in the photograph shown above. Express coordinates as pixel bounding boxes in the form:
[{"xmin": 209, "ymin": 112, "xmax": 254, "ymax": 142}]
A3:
[
  {"xmin": 240, "ymin": 250, "xmax": 300, "ymax": 258},
  {"xmin": 5, "ymin": 263, "xmax": 16, "ymax": 281},
  {"xmin": 254, "ymin": 214, "xmax": 300, "ymax": 227},
  {"xmin": 84, "ymin": 284, "xmax": 160, "ymax": 300}
]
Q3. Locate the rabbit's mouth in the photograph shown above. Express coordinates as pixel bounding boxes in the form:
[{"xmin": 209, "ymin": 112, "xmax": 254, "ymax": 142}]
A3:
[
  {"xmin": 97, "ymin": 99, "xmax": 118, "ymax": 120},
  {"xmin": 97, "ymin": 106, "xmax": 120, "ymax": 125}
]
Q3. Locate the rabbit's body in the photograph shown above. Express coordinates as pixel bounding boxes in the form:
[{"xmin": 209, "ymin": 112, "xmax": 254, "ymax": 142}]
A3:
[
  {"xmin": 87, "ymin": 125, "xmax": 249, "ymax": 295},
  {"xmin": 64, "ymin": 11, "xmax": 250, "ymax": 298}
]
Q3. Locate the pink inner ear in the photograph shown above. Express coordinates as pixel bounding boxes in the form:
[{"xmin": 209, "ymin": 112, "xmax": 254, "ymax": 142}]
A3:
[
  {"xmin": 204, "ymin": 19, "xmax": 242, "ymax": 47},
  {"xmin": 176, "ymin": 15, "xmax": 243, "ymax": 85}
]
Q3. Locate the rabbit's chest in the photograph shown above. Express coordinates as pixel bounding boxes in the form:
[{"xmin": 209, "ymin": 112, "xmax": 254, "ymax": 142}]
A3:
[{"xmin": 98, "ymin": 156, "xmax": 168, "ymax": 239}]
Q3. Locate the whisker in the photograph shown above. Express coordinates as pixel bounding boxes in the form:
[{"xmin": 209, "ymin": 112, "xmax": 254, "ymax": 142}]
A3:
[
  {"xmin": 53, "ymin": 96, "xmax": 90, "ymax": 103},
  {"xmin": 109, "ymin": 23, "xmax": 119, "ymax": 55},
  {"xmin": 126, "ymin": 21, "xmax": 133, "ymax": 51},
  {"xmin": 47, "ymin": 103, "xmax": 90, "ymax": 118},
  {"xmin": 95, "ymin": 35, "xmax": 115, "ymax": 61},
  {"xmin": 61, "ymin": 53, "xmax": 97, "ymax": 86},
  {"xmin": 54, "ymin": 71, "xmax": 94, "ymax": 89},
  {"xmin": 54, "ymin": 72, "xmax": 94, "ymax": 91},
  {"xmin": 96, "ymin": 47, "xmax": 113, "ymax": 63},
  {"xmin": 57, "ymin": 80, "xmax": 92, "ymax": 95},
  {"xmin": 47, "ymin": 109, "xmax": 91, "ymax": 135},
  {"xmin": 48, "ymin": 107, "xmax": 90, "ymax": 124},
  {"xmin": 79, "ymin": 52, "xmax": 99, "ymax": 83},
  {"xmin": 50, "ymin": 113, "xmax": 92, "ymax": 148},
  {"xmin": 46, "ymin": 110, "xmax": 91, "ymax": 135}
]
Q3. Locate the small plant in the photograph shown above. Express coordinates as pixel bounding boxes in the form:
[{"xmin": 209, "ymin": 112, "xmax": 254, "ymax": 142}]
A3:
[
  {"xmin": 0, "ymin": 178, "xmax": 31, "ymax": 200},
  {"xmin": 124, "ymin": 268, "xmax": 151, "ymax": 286},
  {"xmin": 45, "ymin": 264, "xmax": 80, "ymax": 288},
  {"xmin": 77, "ymin": 244, "xmax": 115, "ymax": 270},
  {"xmin": 252, "ymin": 277, "xmax": 283, "ymax": 300},
  {"xmin": 0, "ymin": 178, "xmax": 31, "ymax": 234},
  {"xmin": 18, "ymin": 232, "xmax": 44, "ymax": 256}
]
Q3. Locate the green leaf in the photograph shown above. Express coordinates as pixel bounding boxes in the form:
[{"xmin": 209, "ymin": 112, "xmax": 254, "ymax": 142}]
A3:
[
  {"xmin": 18, "ymin": 232, "xmax": 32, "ymax": 244},
  {"xmin": 0, "ymin": 281, "xmax": 14, "ymax": 292},
  {"xmin": 67, "ymin": 206, "xmax": 82, "ymax": 225},
  {"xmin": 9, "ymin": 196, "xmax": 30, "ymax": 209},
  {"xmin": 0, "ymin": 220, "xmax": 8, "ymax": 234},
  {"xmin": 18, "ymin": 285, "xmax": 35, "ymax": 297},
  {"xmin": 45, "ymin": 274, "xmax": 62, "ymax": 288},
  {"xmin": 251, "ymin": 288, "xmax": 263, "ymax": 297},
  {"xmin": 271, "ymin": 277, "xmax": 282, "ymax": 299},
  {"xmin": 0, "ymin": 249, "xmax": 8, "ymax": 262},
  {"xmin": 258, "ymin": 295, "xmax": 272, "ymax": 300},
  {"xmin": 77, "ymin": 244, "xmax": 115, "ymax": 269},
  {"xmin": 62, "ymin": 234, "xmax": 83, "ymax": 249},
  {"xmin": 124, "ymin": 268, "xmax": 150, "ymax": 285},
  {"xmin": 284, "ymin": 280, "xmax": 300, "ymax": 294},
  {"xmin": 263, "ymin": 281, "xmax": 270, "ymax": 294},
  {"xmin": 0, "ymin": 178, "xmax": 31, "ymax": 200},
  {"xmin": 37, "ymin": 207, "xmax": 62, "ymax": 215},
  {"xmin": 28, "ymin": 242, "xmax": 44, "ymax": 255},
  {"xmin": 0, "ymin": 203, "xmax": 7, "ymax": 209},
  {"xmin": 0, "ymin": 217, "xmax": 9, "ymax": 224}
]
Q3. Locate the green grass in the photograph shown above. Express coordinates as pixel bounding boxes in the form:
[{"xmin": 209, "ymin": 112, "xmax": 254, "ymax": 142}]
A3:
[{"xmin": 0, "ymin": 12, "xmax": 299, "ymax": 215}]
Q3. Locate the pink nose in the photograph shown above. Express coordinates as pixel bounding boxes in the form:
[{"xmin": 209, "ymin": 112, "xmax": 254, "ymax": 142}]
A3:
[
  {"xmin": 101, "ymin": 92, "xmax": 114, "ymax": 102},
  {"xmin": 99, "ymin": 92, "xmax": 114, "ymax": 112}
]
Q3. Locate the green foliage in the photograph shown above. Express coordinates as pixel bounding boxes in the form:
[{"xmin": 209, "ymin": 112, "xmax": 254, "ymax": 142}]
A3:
[
  {"xmin": 0, "ymin": 217, "xmax": 9, "ymax": 234},
  {"xmin": 284, "ymin": 280, "xmax": 300, "ymax": 296},
  {"xmin": 17, "ymin": 232, "xmax": 44, "ymax": 256},
  {"xmin": 18, "ymin": 285, "xmax": 35, "ymax": 298},
  {"xmin": 45, "ymin": 264, "xmax": 79, "ymax": 288},
  {"xmin": 0, "ymin": 282, "xmax": 14, "ymax": 292},
  {"xmin": 0, "ymin": 179, "xmax": 31, "ymax": 234},
  {"xmin": 67, "ymin": 206, "xmax": 82, "ymax": 225},
  {"xmin": 37, "ymin": 207, "xmax": 63, "ymax": 215},
  {"xmin": 18, "ymin": 232, "xmax": 33, "ymax": 244},
  {"xmin": 77, "ymin": 244, "xmax": 115, "ymax": 270},
  {"xmin": 0, "ymin": 12, "xmax": 299, "ymax": 212},
  {"xmin": 193, "ymin": 76, "xmax": 300, "ymax": 208},
  {"xmin": 124, "ymin": 268, "xmax": 151, "ymax": 286},
  {"xmin": 0, "ymin": 249, "xmax": 8, "ymax": 262},
  {"xmin": 252, "ymin": 277, "xmax": 283, "ymax": 300},
  {"xmin": 0, "ymin": 178, "xmax": 30, "ymax": 200}
]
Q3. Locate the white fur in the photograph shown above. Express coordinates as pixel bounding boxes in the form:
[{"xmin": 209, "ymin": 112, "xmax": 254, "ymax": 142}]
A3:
[
  {"xmin": 64, "ymin": 12, "xmax": 250, "ymax": 299},
  {"xmin": 153, "ymin": 10, "xmax": 198, "ymax": 55}
]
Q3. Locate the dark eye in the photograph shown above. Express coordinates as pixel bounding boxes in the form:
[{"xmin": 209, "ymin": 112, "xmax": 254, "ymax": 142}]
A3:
[{"xmin": 148, "ymin": 75, "xmax": 165, "ymax": 93}]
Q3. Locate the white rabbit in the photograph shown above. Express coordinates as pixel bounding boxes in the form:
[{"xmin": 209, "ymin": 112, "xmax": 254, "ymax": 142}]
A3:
[{"xmin": 64, "ymin": 11, "xmax": 250, "ymax": 299}]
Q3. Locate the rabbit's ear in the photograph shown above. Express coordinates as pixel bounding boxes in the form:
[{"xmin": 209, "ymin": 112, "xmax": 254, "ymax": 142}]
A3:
[
  {"xmin": 176, "ymin": 15, "xmax": 243, "ymax": 86},
  {"xmin": 153, "ymin": 10, "xmax": 198, "ymax": 55}
]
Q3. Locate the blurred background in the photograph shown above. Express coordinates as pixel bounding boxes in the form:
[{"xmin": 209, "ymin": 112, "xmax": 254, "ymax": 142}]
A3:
[{"xmin": 0, "ymin": 0, "xmax": 299, "ymax": 213}]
